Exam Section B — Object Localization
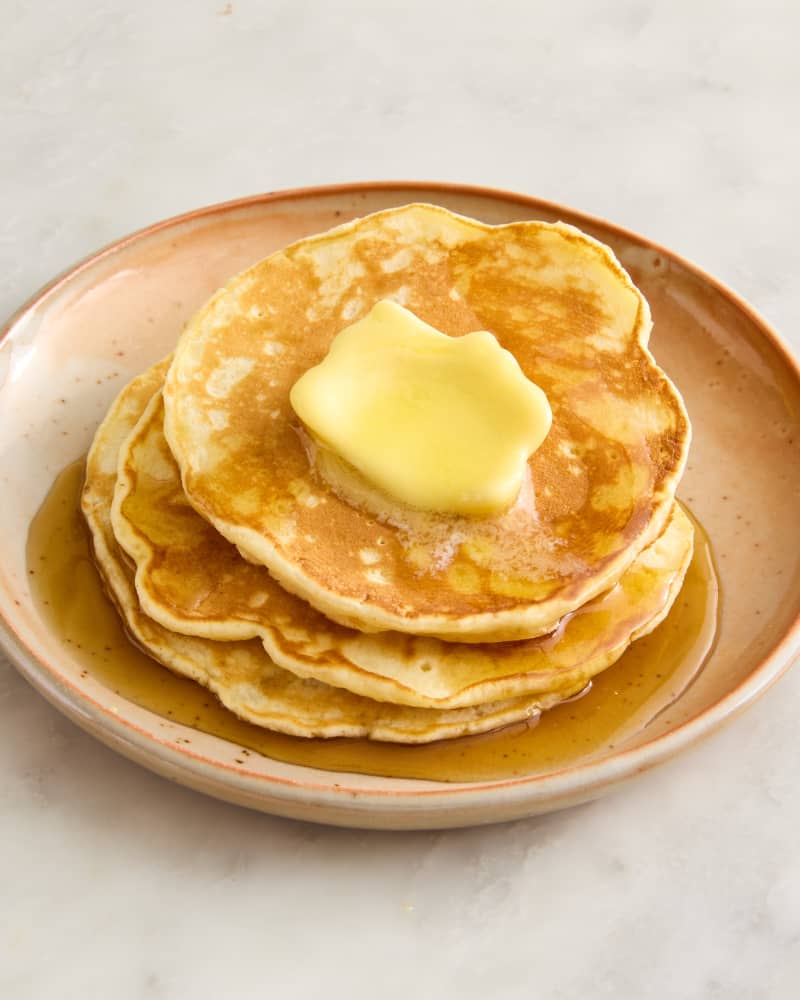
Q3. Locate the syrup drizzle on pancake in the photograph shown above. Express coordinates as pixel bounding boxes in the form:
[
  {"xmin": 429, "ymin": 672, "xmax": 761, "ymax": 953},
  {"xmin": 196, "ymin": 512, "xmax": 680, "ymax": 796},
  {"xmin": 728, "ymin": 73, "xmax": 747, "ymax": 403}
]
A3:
[{"xmin": 27, "ymin": 462, "xmax": 717, "ymax": 781}]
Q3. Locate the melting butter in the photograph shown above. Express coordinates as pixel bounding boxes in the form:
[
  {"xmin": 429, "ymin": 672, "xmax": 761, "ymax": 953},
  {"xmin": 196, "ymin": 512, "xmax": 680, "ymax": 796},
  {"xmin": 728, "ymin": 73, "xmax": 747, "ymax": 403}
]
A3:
[{"xmin": 290, "ymin": 300, "xmax": 552, "ymax": 515}]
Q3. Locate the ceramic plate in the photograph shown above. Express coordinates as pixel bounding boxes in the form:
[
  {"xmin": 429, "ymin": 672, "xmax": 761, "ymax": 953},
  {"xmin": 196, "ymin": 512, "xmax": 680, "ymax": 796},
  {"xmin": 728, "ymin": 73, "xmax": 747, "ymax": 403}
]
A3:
[{"xmin": 1, "ymin": 182, "xmax": 799, "ymax": 830}]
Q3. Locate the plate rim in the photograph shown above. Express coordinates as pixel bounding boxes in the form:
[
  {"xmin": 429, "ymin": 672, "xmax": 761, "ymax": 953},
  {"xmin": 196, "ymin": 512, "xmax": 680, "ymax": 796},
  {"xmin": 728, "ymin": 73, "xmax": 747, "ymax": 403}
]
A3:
[{"xmin": 2, "ymin": 179, "xmax": 800, "ymax": 824}]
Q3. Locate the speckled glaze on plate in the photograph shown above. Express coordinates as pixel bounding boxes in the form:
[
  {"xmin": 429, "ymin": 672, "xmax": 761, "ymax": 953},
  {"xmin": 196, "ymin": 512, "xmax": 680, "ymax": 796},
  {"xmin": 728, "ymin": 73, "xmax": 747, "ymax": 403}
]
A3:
[{"xmin": 1, "ymin": 182, "xmax": 799, "ymax": 830}]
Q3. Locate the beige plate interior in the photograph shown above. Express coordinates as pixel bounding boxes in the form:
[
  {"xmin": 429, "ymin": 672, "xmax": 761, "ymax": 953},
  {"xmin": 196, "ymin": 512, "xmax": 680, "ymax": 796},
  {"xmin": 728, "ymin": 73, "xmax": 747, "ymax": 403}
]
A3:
[{"xmin": 1, "ymin": 182, "xmax": 799, "ymax": 830}]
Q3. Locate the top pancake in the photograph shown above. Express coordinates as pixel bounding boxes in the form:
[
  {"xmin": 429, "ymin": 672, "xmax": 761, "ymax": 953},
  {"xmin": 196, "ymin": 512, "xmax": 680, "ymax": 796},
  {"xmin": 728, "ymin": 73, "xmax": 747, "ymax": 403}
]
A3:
[{"xmin": 164, "ymin": 204, "xmax": 690, "ymax": 641}]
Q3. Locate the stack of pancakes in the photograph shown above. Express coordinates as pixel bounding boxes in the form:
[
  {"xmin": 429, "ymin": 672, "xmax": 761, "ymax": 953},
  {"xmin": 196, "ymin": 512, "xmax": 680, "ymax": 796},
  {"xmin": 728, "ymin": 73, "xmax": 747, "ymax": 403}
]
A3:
[{"xmin": 82, "ymin": 204, "xmax": 692, "ymax": 744}]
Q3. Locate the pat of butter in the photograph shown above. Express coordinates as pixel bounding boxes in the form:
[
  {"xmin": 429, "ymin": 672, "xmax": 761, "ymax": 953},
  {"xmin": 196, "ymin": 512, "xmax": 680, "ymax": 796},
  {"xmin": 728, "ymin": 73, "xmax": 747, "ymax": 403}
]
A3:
[{"xmin": 290, "ymin": 300, "xmax": 552, "ymax": 515}]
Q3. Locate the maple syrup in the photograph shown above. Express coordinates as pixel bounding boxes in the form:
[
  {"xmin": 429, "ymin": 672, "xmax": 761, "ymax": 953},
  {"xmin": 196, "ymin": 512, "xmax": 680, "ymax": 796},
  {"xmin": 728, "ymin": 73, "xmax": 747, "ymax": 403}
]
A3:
[{"xmin": 26, "ymin": 460, "xmax": 719, "ymax": 782}]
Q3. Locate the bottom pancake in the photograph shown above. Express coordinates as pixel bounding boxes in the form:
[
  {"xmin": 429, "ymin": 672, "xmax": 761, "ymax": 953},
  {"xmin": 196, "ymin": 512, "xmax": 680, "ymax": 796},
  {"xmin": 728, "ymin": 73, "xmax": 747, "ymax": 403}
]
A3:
[{"xmin": 82, "ymin": 365, "xmax": 587, "ymax": 742}]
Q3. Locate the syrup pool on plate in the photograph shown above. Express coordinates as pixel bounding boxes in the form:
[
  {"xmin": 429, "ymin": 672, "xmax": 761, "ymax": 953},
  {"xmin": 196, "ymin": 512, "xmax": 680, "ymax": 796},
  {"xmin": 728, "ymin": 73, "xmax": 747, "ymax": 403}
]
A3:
[{"xmin": 26, "ymin": 460, "xmax": 719, "ymax": 783}]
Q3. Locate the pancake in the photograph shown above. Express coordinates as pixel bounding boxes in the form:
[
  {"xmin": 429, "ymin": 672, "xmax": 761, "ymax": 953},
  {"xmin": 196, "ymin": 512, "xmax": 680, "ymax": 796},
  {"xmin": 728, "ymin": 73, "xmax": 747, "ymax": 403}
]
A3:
[
  {"xmin": 112, "ymin": 383, "xmax": 694, "ymax": 709},
  {"xmin": 83, "ymin": 365, "xmax": 583, "ymax": 742},
  {"xmin": 163, "ymin": 203, "xmax": 690, "ymax": 641}
]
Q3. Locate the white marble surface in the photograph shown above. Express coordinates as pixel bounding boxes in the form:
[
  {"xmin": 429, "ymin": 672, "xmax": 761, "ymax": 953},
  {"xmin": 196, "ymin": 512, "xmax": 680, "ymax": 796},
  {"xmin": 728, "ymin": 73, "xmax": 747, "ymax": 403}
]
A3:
[{"xmin": 2, "ymin": 1, "xmax": 799, "ymax": 996}]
